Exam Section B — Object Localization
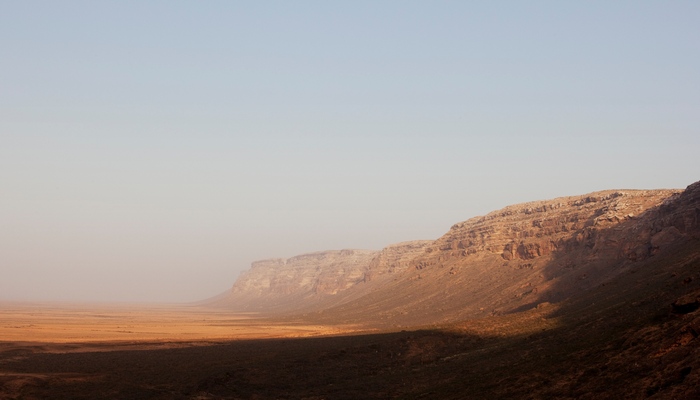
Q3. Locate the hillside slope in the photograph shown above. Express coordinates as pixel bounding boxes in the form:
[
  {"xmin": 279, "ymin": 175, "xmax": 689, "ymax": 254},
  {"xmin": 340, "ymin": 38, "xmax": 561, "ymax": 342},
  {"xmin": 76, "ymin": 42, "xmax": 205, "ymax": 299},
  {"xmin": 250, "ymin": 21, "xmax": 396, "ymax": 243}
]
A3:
[{"xmin": 211, "ymin": 181, "xmax": 699, "ymax": 330}]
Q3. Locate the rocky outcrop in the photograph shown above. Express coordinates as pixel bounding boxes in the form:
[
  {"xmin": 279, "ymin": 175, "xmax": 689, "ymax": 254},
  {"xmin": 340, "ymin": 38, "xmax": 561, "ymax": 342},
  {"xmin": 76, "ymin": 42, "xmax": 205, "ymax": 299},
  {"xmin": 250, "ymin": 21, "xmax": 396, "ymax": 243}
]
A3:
[
  {"xmin": 213, "ymin": 242, "xmax": 434, "ymax": 312},
  {"xmin": 211, "ymin": 249, "xmax": 378, "ymax": 312},
  {"xmin": 363, "ymin": 241, "xmax": 432, "ymax": 282},
  {"xmin": 411, "ymin": 189, "xmax": 681, "ymax": 271},
  {"xmin": 231, "ymin": 249, "xmax": 378, "ymax": 298}
]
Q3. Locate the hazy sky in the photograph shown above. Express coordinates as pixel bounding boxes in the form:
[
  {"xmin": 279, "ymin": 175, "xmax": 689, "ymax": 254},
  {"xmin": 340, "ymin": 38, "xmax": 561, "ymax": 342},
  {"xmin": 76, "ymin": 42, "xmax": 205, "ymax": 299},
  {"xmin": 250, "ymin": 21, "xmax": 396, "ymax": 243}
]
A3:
[{"xmin": 2, "ymin": 1, "xmax": 699, "ymax": 302}]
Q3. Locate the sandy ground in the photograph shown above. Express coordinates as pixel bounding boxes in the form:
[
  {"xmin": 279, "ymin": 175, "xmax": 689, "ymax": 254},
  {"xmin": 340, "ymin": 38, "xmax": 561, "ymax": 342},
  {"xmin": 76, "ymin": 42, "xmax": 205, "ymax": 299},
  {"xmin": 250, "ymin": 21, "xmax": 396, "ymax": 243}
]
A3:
[
  {"xmin": 0, "ymin": 302, "xmax": 376, "ymax": 399},
  {"xmin": 1, "ymin": 295, "xmax": 699, "ymax": 399},
  {"xmin": 0, "ymin": 302, "xmax": 357, "ymax": 349}
]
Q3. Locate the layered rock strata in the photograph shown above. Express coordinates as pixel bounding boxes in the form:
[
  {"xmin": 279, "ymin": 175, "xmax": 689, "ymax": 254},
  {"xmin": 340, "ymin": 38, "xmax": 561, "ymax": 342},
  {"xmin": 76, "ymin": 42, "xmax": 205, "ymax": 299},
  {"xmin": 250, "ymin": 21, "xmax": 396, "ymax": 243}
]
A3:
[
  {"xmin": 232, "ymin": 249, "xmax": 378, "ymax": 297},
  {"xmin": 217, "ymin": 240, "xmax": 435, "ymax": 312},
  {"xmin": 213, "ymin": 181, "xmax": 699, "ymax": 327},
  {"xmin": 363, "ymin": 240, "xmax": 433, "ymax": 282},
  {"xmin": 317, "ymin": 183, "xmax": 699, "ymax": 327}
]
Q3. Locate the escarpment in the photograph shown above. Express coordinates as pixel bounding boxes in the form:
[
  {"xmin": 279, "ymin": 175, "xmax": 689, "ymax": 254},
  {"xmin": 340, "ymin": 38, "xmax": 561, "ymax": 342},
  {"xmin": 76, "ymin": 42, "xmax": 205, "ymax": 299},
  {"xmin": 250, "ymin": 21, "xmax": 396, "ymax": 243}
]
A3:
[
  {"xmin": 211, "ymin": 180, "xmax": 700, "ymax": 327},
  {"xmin": 217, "ymin": 249, "xmax": 378, "ymax": 312},
  {"xmin": 232, "ymin": 249, "xmax": 378, "ymax": 297},
  {"xmin": 411, "ymin": 189, "xmax": 681, "ymax": 270},
  {"xmin": 363, "ymin": 240, "xmax": 433, "ymax": 282},
  {"xmin": 311, "ymin": 183, "xmax": 698, "ymax": 327}
]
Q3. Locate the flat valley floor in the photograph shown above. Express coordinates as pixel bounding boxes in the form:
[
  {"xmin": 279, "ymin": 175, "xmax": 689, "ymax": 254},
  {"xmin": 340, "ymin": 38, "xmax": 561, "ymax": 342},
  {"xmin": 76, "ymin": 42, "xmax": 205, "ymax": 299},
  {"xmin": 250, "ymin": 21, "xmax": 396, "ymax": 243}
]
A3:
[
  {"xmin": 1, "ymin": 297, "xmax": 699, "ymax": 399},
  {"xmin": 0, "ymin": 302, "xmax": 350, "ymax": 344},
  {"xmin": 0, "ymin": 302, "xmax": 391, "ymax": 399}
]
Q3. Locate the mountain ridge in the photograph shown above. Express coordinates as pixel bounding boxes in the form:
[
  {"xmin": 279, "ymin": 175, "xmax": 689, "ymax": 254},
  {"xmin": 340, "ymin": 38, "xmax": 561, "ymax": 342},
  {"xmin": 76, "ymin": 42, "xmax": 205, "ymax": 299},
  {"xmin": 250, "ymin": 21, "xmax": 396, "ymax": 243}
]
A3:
[{"xmin": 209, "ymin": 182, "xmax": 698, "ymax": 330}]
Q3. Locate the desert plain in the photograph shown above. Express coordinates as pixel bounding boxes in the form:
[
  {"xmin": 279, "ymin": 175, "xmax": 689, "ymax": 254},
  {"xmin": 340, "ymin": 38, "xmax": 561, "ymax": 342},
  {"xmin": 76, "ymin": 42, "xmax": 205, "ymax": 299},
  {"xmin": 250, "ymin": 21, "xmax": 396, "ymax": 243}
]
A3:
[
  {"xmin": 0, "ymin": 299, "xmax": 575, "ymax": 400},
  {"xmin": 0, "ymin": 302, "xmax": 365, "ymax": 399},
  {"xmin": 0, "ymin": 302, "xmax": 349, "ymax": 344}
]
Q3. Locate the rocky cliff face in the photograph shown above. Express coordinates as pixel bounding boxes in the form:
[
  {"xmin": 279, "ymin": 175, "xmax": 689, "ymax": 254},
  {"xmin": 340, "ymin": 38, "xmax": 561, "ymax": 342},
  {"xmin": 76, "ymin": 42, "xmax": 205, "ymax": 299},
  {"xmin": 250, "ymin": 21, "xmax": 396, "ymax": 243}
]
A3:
[
  {"xmin": 217, "ymin": 242, "xmax": 434, "ymax": 312},
  {"xmin": 308, "ymin": 183, "xmax": 699, "ymax": 327},
  {"xmin": 212, "ymin": 181, "xmax": 700, "ymax": 327},
  {"xmin": 231, "ymin": 249, "xmax": 378, "ymax": 297},
  {"xmin": 411, "ymin": 189, "xmax": 681, "ymax": 271},
  {"xmin": 363, "ymin": 240, "xmax": 432, "ymax": 282}
]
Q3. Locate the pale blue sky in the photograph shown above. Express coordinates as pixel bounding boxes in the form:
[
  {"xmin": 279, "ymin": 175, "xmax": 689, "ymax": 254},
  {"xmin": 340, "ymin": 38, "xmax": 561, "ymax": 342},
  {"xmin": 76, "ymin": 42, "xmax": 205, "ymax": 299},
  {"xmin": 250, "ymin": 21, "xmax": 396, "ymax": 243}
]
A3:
[{"xmin": 1, "ymin": 1, "xmax": 699, "ymax": 302}]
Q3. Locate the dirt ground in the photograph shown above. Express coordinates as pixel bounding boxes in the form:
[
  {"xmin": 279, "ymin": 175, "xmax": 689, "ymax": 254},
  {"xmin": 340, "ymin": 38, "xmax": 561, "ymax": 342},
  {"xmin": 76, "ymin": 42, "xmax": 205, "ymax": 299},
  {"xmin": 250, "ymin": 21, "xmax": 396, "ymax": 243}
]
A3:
[
  {"xmin": 0, "ymin": 302, "xmax": 384, "ymax": 399},
  {"xmin": 1, "ymin": 295, "xmax": 699, "ymax": 399},
  {"xmin": 0, "ymin": 302, "xmax": 356, "ymax": 345}
]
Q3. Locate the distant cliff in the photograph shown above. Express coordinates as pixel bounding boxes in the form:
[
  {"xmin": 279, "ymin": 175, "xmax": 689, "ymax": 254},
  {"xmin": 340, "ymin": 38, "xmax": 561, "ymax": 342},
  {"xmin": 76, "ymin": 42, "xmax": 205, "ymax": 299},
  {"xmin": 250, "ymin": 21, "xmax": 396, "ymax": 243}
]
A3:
[
  {"xmin": 233, "ymin": 249, "xmax": 378, "ymax": 297},
  {"xmin": 211, "ymin": 242, "xmax": 433, "ymax": 313},
  {"xmin": 209, "ymin": 181, "xmax": 700, "ymax": 327}
]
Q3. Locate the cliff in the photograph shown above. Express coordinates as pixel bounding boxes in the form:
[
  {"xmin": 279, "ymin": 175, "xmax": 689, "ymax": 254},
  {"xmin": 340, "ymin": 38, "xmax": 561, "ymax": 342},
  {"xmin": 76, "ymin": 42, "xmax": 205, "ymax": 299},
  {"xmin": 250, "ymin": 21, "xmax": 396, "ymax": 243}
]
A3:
[
  {"xmin": 363, "ymin": 240, "xmax": 433, "ymax": 281},
  {"xmin": 211, "ymin": 180, "xmax": 700, "ymax": 328},
  {"xmin": 232, "ymin": 249, "xmax": 377, "ymax": 296},
  {"xmin": 217, "ymin": 249, "xmax": 377, "ymax": 312},
  {"xmin": 314, "ymin": 182, "xmax": 699, "ymax": 327}
]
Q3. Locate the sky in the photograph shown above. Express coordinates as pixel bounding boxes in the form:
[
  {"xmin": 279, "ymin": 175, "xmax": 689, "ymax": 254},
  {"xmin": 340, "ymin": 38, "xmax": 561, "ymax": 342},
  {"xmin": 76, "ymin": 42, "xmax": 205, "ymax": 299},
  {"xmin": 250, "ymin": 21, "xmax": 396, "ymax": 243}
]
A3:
[{"xmin": 1, "ymin": 1, "xmax": 699, "ymax": 302}]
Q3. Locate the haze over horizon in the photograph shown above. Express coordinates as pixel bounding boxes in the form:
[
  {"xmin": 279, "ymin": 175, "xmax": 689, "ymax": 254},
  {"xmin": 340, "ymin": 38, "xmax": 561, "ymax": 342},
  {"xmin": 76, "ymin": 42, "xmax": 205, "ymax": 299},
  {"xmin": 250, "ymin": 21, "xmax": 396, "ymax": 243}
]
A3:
[{"xmin": 2, "ymin": 1, "xmax": 699, "ymax": 302}]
